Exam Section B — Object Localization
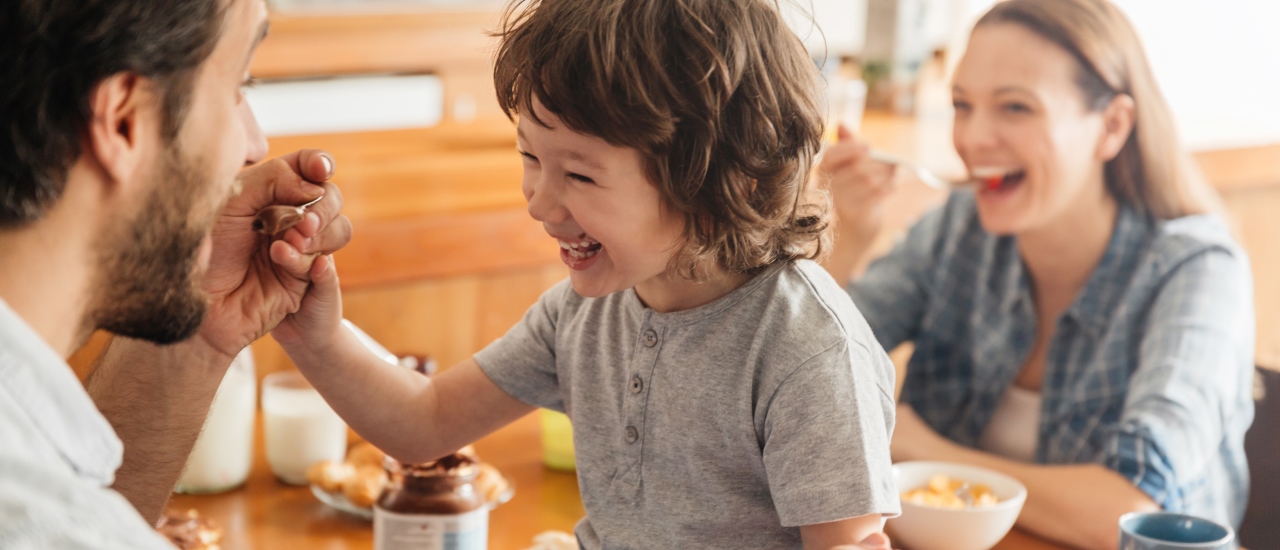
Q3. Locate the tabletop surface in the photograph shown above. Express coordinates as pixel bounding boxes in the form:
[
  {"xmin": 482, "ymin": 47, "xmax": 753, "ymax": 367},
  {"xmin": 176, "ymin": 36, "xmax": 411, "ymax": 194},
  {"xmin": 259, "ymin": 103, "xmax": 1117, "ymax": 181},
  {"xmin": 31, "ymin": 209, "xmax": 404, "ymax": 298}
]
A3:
[{"xmin": 166, "ymin": 412, "xmax": 1064, "ymax": 550}]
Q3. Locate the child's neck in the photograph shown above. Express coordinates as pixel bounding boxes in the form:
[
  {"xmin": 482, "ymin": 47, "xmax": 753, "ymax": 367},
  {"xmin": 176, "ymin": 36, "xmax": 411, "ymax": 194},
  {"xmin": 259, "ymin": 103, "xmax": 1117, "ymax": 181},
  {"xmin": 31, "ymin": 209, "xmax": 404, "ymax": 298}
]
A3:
[{"xmin": 633, "ymin": 264, "xmax": 752, "ymax": 313}]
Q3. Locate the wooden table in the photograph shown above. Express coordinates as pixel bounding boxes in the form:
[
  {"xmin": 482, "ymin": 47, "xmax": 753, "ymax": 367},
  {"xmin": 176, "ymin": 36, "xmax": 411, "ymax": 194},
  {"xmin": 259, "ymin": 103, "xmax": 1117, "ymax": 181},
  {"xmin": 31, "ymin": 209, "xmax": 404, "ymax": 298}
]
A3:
[{"xmin": 167, "ymin": 412, "xmax": 1062, "ymax": 549}]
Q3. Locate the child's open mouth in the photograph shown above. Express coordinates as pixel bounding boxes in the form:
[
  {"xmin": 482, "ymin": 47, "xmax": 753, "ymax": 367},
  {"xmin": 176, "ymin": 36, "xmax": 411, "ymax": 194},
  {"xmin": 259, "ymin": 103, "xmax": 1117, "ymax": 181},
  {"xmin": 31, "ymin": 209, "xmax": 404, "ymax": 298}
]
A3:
[
  {"xmin": 557, "ymin": 235, "xmax": 604, "ymax": 270},
  {"xmin": 972, "ymin": 167, "xmax": 1027, "ymax": 195}
]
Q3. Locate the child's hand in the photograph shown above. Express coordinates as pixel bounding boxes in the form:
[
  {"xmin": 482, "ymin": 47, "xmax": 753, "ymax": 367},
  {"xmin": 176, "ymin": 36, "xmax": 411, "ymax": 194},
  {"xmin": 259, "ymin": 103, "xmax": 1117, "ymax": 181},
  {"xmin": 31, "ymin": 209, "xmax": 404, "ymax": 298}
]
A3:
[
  {"xmin": 271, "ymin": 252, "xmax": 345, "ymax": 357},
  {"xmin": 830, "ymin": 532, "xmax": 893, "ymax": 550},
  {"xmin": 802, "ymin": 515, "xmax": 894, "ymax": 550},
  {"xmin": 195, "ymin": 150, "xmax": 351, "ymax": 360}
]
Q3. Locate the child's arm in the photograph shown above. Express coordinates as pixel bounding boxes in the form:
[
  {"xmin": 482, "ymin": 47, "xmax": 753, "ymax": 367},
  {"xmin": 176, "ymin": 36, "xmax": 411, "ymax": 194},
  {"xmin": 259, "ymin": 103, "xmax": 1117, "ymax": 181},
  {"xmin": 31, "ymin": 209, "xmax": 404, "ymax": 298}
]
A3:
[
  {"xmin": 761, "ymin": 339, "xmax": 900, "ymax": 550},
  {"xmin": 271, "ymin": 255, "xmax": 535, "ymax": 463},
  {"xmin": 801, "ymin": 516, "xmax": 891, "ymax": 550}
]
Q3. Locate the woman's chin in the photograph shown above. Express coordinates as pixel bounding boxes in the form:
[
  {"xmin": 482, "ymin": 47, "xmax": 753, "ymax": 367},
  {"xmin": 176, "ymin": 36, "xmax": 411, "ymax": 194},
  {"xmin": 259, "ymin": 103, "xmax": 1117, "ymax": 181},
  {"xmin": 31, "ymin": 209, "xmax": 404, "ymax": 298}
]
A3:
[{"xmin": 975, "ymin": 209, "xmax": 1029, "ymax": 236}]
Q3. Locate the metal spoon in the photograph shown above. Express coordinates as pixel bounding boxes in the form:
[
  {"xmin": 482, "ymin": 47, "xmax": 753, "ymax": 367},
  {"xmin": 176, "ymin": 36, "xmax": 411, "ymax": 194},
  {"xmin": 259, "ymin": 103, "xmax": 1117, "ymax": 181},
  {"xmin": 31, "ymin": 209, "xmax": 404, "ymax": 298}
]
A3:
[
  {"xmin": 954, "ymin": 482, "xmax": 975, "ymax": 508},
  {"xmin": 868, "ymin": 149, "xmax": 977, "ymax": 190},
  {"xmin": 252, "ymin": 195, "xmax": 324, "ymax": 235}
]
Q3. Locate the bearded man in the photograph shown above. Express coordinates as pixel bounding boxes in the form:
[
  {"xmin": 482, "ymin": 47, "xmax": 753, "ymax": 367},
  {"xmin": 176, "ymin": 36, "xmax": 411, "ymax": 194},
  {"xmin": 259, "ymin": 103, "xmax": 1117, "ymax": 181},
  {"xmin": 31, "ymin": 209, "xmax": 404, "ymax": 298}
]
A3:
[{"xmin": 0, "ymin": 0, "xmax": 352, "ymax": 546}]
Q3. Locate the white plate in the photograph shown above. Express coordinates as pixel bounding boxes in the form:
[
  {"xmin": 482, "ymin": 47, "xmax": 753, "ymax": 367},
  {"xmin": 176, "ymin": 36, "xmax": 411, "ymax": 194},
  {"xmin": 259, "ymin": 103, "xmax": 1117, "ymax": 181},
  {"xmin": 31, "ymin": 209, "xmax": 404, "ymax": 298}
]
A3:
[
  {"xmin": 310, "ymin": 478, "xmax": 515, "ymax": 521},
  {"xmin": 311, "ymin": 484, "xmax": 374, "ymax": 520}
]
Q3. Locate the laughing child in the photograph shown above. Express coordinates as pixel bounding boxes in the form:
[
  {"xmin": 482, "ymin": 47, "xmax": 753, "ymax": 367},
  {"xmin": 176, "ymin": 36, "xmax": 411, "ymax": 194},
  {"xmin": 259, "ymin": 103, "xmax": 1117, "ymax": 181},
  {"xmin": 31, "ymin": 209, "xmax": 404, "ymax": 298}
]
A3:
[{"xmin": 273, "ymin": 0, "xmax": 900, "ymax": 547}]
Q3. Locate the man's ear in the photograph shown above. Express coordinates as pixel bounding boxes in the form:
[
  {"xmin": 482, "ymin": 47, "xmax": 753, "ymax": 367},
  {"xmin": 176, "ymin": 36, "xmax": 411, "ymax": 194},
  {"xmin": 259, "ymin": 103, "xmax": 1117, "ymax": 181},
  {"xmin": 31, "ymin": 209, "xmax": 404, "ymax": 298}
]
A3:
[
  {"xmin": 84, "ymin": 73, "xmax": 162, "ymax": 190},
  {"xmin": 1095, "ymin": 93, "xmax": 1135, "ymax": 162}
]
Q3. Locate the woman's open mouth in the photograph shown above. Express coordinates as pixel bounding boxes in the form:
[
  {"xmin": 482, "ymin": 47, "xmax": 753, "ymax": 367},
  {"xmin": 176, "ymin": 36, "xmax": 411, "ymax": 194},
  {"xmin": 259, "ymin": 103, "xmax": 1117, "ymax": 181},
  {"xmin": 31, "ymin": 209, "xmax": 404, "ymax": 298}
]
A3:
[{"xmin": 972, "ymin": 167, "xmax": 1027, "ymax": 194}]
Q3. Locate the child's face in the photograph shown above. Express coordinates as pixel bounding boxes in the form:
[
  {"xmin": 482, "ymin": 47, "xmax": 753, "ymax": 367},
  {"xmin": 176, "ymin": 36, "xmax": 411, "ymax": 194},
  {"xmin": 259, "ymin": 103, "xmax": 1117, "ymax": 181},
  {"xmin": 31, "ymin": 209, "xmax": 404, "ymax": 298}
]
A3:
[{"xmin": 517, "ymin": 98, "xmax": 686, "ymax": 298}]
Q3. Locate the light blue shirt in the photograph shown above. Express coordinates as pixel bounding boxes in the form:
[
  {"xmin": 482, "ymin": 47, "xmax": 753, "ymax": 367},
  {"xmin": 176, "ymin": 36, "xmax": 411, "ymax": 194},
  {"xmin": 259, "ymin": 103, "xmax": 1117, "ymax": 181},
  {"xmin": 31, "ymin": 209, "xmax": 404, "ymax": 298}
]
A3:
[
  {"xmin": 849, "ymin": 192, "xmax": 1255, "ymax": 528},
  {"xmin": 0, "ymin": 298, "xmax": 173, "ymax": 548}
]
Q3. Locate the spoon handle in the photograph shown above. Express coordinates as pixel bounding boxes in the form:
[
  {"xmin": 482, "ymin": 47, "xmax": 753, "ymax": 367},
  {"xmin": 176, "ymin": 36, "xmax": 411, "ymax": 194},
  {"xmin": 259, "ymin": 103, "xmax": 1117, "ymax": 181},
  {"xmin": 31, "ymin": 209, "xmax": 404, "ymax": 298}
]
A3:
[{"xmin": 867, "ymin": 149, "xmax": 973, "ymax": 190}]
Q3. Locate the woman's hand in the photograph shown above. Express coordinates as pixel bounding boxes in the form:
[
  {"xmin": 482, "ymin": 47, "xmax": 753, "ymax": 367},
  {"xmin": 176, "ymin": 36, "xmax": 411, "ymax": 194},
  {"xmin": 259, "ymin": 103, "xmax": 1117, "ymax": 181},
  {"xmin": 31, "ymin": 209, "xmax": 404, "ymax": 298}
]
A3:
[
  {"xmin": 818, "ymin": 126, "xmax": 897, "ymax": 282},
  {"xmin": 820, "ymin": 127, "xmax": 896, "ymax": 246}
]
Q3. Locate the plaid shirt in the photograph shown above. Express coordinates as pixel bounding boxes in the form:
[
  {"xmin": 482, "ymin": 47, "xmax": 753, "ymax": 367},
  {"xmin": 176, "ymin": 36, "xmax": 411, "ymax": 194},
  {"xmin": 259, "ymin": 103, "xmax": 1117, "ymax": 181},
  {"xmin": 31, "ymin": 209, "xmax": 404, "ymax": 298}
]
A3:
[{"xmin": 849, "ymin": 192, "xmax": 1254, "ymax": 528}]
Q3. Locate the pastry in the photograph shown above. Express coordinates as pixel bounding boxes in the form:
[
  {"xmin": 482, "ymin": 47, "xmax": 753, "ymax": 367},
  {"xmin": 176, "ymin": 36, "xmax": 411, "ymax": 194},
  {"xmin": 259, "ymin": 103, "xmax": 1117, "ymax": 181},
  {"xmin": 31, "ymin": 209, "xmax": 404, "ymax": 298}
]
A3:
[
  {"xmin": 306, "ymin": 460, "xmax": 354, "ymax": 493},
  {"xmin": 456, "ymin": 445, "xmax": 478, "ymax": 460},
  {"xmin": 345, "ymin": 442, "xmax": 386, "ymax": 469},
  {"xmin": 522, "ymin": 531, "xmax": 577, "ymax": 550},
  {"xmin": 343, "ymin": 464, "xmax": 388, "ymax": 508},
  {"xmin": 474, "ymin": 462, "xmax": 509, "ymax": 503},
  {"xmin": 156, "ymin": 509, "xmax": 223, "ymax": 550}
]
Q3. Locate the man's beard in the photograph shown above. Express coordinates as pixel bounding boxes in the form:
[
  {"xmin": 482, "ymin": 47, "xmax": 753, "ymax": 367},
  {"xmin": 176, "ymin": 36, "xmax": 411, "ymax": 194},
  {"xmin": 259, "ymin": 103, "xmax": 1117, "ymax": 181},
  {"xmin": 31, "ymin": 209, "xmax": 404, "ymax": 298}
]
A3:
[{"xmin": 90, "ymin": 144, "xmax": 221, "ymax": 345}]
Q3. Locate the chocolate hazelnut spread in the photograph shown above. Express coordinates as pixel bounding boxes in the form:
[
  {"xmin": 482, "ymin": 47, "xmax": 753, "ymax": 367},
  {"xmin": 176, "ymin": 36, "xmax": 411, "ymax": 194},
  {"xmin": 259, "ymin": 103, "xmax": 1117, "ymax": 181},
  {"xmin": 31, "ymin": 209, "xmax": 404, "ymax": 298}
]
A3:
[
  {"xmin": 156, "ymin": 509, "xmax": 223, "ymax": 550},
  {"xmin": 252, "ymin": 195, "xmax": 324, "ymax": 235},
  {"xmin": 374, "ymin": 453, "xmax": 489, "ymax": 550},
  {"xmin": 252, "ymin": 204, "xmax": 306, "ymax": 235}
]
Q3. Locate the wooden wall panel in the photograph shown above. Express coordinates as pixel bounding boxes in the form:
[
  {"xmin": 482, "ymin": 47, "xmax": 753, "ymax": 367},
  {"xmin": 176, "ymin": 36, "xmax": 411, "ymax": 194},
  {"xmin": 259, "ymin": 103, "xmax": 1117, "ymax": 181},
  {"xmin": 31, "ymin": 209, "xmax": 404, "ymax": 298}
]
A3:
[
  {"xmin": 251, "ymin": 10, "xmax": 509, "ymax": 129},
  {"xmin": 251, "ymin": 11, "xmax": 501, "ymax": 79},
  {"xmin": 1195, "ymin": 144, "xmax": 1280, "ymax": 192},
  {"xmin": 334, "ymin": 208, "xmax": 556, "ymax": 288},
  {"xmin": 326, "ymin": 149, "xmax": 524, "ymax": 220},
  {"xmin": 1221, "ymin": 186, "xmax": 1280, "ymax": 369},
  {"xmin": 68, "ymin": 331, "xmax": 112, "ymax": 382},
  {"xmin": 249, "ymin": 263, "xmax": 567, "ymax": 383}
]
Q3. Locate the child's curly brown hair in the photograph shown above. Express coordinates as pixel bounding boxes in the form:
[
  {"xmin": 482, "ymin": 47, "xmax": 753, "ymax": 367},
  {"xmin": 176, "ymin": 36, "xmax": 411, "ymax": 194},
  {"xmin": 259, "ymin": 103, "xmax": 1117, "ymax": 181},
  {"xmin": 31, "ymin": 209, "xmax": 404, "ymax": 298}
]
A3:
[{"xmin": 494, "ymin": 0, "xmax": 829, "ymax": 279}]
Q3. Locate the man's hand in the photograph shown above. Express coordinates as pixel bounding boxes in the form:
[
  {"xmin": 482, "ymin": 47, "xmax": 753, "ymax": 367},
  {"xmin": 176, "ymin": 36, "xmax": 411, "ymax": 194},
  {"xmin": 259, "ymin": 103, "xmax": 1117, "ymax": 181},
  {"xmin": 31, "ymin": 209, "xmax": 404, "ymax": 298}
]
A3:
[
  {"xmin": 88, "ymin": 149, "xmax": 351, "ymax": 523},
  {"xmin": 196, "ymin": 149, "xmax": 352, "ymax": 359}
]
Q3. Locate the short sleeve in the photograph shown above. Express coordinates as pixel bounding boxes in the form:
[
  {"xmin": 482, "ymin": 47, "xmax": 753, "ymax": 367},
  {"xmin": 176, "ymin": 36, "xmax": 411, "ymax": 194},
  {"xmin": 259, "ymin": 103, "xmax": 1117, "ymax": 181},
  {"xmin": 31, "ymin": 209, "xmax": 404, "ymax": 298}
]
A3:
[
  {"xmin": 0, "ymin": 455, "xmax": 174, "ymax": 549},
  {"xmin": 847, "ymin": 201, "xmax": 948, "ymax": 351},
  {"xmin": 1101, "ymin": 247, "xmax": 1254, "ymax": 512},
  {"xmin": 761, "ymin": 340, "xmax": 900, "ymax": 527},
  {"xmin": 473, "ymin": 280, "xmax": 572, "ymax": 413}
]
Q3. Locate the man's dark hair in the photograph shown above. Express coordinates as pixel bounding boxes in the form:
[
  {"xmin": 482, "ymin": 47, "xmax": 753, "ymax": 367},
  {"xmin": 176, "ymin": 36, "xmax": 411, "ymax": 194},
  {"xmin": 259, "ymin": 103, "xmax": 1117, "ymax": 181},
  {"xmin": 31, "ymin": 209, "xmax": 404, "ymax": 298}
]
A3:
[{"xmin": 0, "ymin": 0, "xmax": 226, "ymax": 227}]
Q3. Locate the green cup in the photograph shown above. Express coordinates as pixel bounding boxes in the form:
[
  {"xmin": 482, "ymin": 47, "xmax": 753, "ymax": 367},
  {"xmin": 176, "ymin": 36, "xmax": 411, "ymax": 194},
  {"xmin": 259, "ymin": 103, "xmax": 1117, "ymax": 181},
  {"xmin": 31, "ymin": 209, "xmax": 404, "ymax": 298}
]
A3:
[{"xmin": 540, "ymin": 409, "xmax": 576, "ymax": 471}]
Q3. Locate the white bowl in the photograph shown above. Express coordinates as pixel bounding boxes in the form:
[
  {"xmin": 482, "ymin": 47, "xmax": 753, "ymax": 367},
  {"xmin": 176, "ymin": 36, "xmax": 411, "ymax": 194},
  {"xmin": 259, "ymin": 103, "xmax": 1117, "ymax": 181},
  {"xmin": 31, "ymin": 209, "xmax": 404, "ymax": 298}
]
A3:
[{"xmin": 888, "ymin": 461, "xmax": 1027, "ymax": 550}]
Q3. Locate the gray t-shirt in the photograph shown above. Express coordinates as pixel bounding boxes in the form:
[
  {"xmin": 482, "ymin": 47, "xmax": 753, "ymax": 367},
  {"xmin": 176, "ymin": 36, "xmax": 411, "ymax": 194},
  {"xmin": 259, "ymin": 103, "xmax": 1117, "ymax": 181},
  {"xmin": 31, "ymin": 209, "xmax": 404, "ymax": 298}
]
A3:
[{"xmin": 475, "ymin": 260, "xmax": 899, "ymax": 549}]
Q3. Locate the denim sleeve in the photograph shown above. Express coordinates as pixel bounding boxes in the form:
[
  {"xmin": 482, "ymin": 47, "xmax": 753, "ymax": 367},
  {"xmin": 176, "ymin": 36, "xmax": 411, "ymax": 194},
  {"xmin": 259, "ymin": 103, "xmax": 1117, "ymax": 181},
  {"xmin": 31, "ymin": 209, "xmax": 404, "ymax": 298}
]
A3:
[
  {"xmin": 1103, "ymin": 247, "xmax": 1254, "ymax": 511},
  {"xmin": 846, "ymin": 202, "xmax": 947, "ymax": 351}
]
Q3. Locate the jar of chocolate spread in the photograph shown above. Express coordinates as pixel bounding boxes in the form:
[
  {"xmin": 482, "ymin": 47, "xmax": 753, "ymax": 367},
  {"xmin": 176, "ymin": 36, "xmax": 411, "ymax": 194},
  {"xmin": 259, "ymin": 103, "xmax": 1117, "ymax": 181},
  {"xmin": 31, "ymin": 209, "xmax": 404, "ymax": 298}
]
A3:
[{"xmin": 374, "ymin": 453, "xmax": 489, "ymax": 550}]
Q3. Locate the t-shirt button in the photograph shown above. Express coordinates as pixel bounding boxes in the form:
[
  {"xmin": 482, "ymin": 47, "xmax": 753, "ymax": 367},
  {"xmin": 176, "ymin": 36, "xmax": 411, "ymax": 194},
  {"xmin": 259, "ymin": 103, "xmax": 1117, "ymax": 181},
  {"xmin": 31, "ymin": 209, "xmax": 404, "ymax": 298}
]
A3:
[
  {"xmin": 642, "ymin": 329, "xmax": 658, "ymax": 347},
  {"xmin": 625, "ymin": 425, "xmax": 639, "ymax": 443},
  {"xmin": 629, "ymin": 375, "xmax": 644, "ymax": 394}
]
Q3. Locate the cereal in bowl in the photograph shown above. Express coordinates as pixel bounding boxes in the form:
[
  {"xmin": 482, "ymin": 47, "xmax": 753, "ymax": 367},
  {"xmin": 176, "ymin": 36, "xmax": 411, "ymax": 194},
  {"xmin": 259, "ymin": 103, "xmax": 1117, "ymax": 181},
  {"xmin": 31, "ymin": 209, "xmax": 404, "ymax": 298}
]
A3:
[{"xmin": 901, "ymin": 474, "xmax": 1000, "ymax": 509}]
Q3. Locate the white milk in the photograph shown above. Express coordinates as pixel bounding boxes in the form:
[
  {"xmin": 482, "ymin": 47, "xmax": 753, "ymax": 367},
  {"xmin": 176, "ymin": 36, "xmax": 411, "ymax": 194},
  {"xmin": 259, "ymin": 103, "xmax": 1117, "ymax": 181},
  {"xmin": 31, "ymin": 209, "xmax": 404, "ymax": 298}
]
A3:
[
  {"xmin": 262, "ymin": 373, "xmax": 347, "ymax": 485},
  {"xmin": 176, "ymin": 349, "xmax": 256, "ymax": 493}
]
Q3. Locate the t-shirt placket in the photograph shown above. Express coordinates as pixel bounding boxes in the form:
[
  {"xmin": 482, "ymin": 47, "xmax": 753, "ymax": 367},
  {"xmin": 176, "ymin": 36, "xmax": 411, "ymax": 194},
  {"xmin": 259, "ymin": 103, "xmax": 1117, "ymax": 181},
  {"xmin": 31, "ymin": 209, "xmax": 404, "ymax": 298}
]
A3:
[{"xmin": 609, "ymin": 315, "xmax": 664, "ymax": 505}]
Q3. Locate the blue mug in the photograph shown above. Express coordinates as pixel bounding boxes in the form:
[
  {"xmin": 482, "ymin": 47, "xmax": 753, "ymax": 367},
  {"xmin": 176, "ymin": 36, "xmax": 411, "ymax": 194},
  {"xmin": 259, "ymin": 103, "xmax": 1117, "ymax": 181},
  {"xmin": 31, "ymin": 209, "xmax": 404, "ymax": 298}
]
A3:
[{"xmin": 1118, "ymin": 512, "xmax": 1234, "ymax": 549}]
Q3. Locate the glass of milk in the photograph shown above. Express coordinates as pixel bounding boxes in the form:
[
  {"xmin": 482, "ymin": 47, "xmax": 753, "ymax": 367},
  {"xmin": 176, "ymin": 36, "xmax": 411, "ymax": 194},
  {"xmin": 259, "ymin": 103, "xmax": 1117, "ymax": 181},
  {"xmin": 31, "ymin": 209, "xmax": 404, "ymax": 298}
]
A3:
[
  {"xmin": 261, "ymin": 370, "xmax": 348, "ymax": 485},
  {"xmin": 176, "ymin": 348, "xmax": 257, "ymax": 494}
]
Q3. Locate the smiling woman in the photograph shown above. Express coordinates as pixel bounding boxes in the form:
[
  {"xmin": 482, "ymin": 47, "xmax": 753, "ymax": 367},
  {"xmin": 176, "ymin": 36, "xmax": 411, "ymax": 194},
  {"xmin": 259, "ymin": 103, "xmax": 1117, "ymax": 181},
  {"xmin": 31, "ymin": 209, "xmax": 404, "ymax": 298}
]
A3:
[{"xmin": 820, "ymin": 0, "xmax": 1255, "ymax": 548}]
